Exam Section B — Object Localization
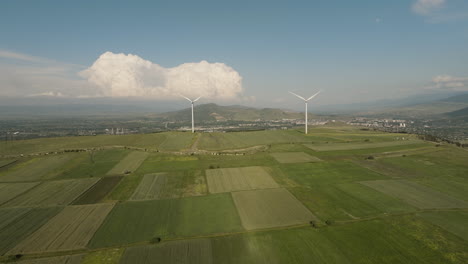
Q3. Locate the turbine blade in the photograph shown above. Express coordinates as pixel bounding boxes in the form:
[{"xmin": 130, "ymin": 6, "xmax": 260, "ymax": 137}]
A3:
[
  {"xmin": 179, "ymin": 94, "xmax": 193, "ymax": 102},
  {"xmin": 306, "ymin": 91, "xmax": 321, "ymax": 101},
  {"xmin": 289, "ymin": 91, "xmax": 306, "ymax": 101},
  {"xmin": 193, "ymin": 96, "xmax": 202, "ymax": 102}
]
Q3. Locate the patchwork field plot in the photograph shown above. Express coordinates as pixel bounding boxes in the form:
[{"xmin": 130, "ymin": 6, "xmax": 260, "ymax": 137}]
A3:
[
  {"xmin": 130, "ymin": 173, "xmax": 168, "ymax": 200},
  {"xmin": 3, "ymin": 178, "xmax": 99, "ymax": 207},
  {"xmin": 106, "ymin": 151, "xmax": 149, "ymax": 175},
  {"xmin": 13, "ymin": 254, "xmax": 84, "ymax": 264},
  {"xmin": 419, "ymin": 211, "xmax": 468, "ymax": 242},
  {"xmin": 90, "ymin": 194, "xmax": 243, "ymax": 248},
  {"xmin": 281, "ymin": 161, "xmax": 386, "ymax": 186},
  {"xmin": 0, "ymin": 182, "xmax": 39, "ymax": 205},
  {"xmin": 10, "ymin": 203, "xmax": 114, "ymax": 254},
  {"xmin": 72, "ymin": 176, "xmax": 123, "ymax": 205},
  {"xmin": 304, "ymin": 140, "xmax": 422, "ymax": 152},
  {"xmin": 361, "ymin": 180, "xmax": 468, "ymax": 209},
  {"xmin": 120, "ymin": 239, "xmax": 212, "ymax": 264},
  {"xmin": 0, "ymin": 154, "xmax": 78, "ymax": 182},
  {"xmin": 270, "ymin": 152, "xmax": 321, "ymax": 163},
  {"xmin": 206, "ymin": 166, "xmax": 278, "ymax": 193},
  {"xmin": 232, "ymin": 188, "xmax": 316, "ymax": 230},
  {"xmin": 0, "ymin": 159, "xmax": 17, "ymax": 169},
  {"xmin": 0, "ymin": 207, "xmax": 61, "ymax": 255}
]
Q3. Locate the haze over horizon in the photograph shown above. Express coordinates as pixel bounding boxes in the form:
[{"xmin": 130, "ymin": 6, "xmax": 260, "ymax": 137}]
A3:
[{"xmin": 1, "ymin": 0, "xmax": 468, "ymax": 110}]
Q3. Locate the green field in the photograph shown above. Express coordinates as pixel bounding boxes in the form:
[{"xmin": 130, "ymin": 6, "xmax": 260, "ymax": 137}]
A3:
[
  {"xmin": 361, "ymin": 180, "xmax": 468, "ymax": 209},
  {"xmin": 3, "ymin": 178, "xmax": 99, "ymax": 207},
  {"xmin": 0, "ymin": 154, "xmax": 79, "ymax": 182},
  {"xmin": 10, "ymin": 204, "xmax": 114, "ymax": 254},
  {"xmin": 0, "ymin": 126, "xmax": 467, "ymax": 263},
  {"xmin": 0, "ymin": 159, "xmax": 17, "ymax": 169},
  {"xmin": 205, "ymin": 166, "xmax": 278, "ymax": 193},
  {"xmin": 89, "ymin": 193, "xmax": 243, "ymax": 248},
  {"xmin": 0, "ymin": 207, "xmax": 61, "ymax": 255},
  {"xmin": 0, "ymin": 182, "xmax": 39, "ymax": 205},
  {"xmin": 232, "ymin": 188, "xmax": 316, "ymax": 230},
  {"xmin": 270, "ymin": 152, "xmax": 321, "ymax": 163},
  {"xmin": 106, "ymin": 151, "xmax": 149, "ymax": 175}
]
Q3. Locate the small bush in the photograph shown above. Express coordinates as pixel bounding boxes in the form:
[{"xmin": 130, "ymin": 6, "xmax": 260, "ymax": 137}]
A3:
[
  {"xmin": 325, "ymin": 220, "xmax": 334, "ymax": 226},
  {"xmin": 309, "ymin": 220, "xmax": 317, "ymax": 228},
  {"xmin": 366, "ymin": 156, "xmax": 375, "ymax": 160},
  {"xmin": 150, "ymin": 237, "xmax": 162, "ymax": 244}
]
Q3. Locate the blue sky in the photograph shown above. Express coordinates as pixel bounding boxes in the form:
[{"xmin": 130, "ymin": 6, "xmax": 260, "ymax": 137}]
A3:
[{"xmin": 1, "ymin": 0, "xmax": 467, "ymax": 107}]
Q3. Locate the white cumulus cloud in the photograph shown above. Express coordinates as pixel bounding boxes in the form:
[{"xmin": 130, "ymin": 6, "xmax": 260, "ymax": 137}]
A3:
[
  {"xmin": 429, "ymin": 74, "xmax": 468, "ymax": 90},
  {"xmin": 412, "ymin": 0, "xmax": 445, "ymax": 15},
  {"xmin": 80, "ymin": 52, "xmax": 244, "ymax": 100}
]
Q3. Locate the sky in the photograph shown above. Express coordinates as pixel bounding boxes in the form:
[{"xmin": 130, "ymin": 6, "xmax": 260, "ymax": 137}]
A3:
[{"xmin": 0, "ymin": 0, "xmax": 467, "ymax": 109}]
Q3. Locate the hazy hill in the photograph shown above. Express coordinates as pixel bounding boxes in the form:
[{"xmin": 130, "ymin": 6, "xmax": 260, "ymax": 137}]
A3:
[
  {"xmin": 154, "ymin": 103, "xmax": 304, "ymax": 121},
  {"xmin": 445, "ymin": 106, "xmax": 468, "ymax": 121},
  {"xmin": 362, "ymin": 93, "xmax": 468, "ymax": 118}
]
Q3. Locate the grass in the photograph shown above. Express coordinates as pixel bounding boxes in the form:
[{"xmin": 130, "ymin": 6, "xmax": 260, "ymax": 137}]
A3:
[
  {"xmin": 270, "ymin": 152, "xmax": 321, "ymax": 163},
  {"xmin": 9, "ymin": 204, "xmax": 114, "ymax": 254},
  {"xmin": 304, "ymin": 140, "xmax": 423, "ymax": 151},
  {"xmin": 0, "ymin": 207, "xmax": 62, "ymax": 255},
  {"xmin": 205, "ymin": 166, "xmax": 278, "ymax": 193},
  {"xmin": 89, "ymin": 193, "xmax": 243, "ymax": 248},
  {"xmin": 361, "ymin": 180, "xmax": 468, "ymax": 209},
  {"xmin": 11, "ymin": 255, "xmax": 85, "ymax": 264},
  {"xmin": 0, "ymin": 154, "xmax": 79, "ymax": 182},
  {"xmin": 0, "ymin": 182, "xmax": 39, "ymax": 205},
  {"xmin": 58, "ymin": 149, "xmax": 130, "ymax": 179},
  {"xmin": 106, "ymin": 151, "xmax": 149, "ymax": 175},
  {"xmin": 280, "ymin": 161, "xmax": 387, "ymax": 186},
  {"xmin": 419, "ymin": 211, "xmax": 468, "ymax": 242},
  {"xmin": 0, "ymin": 159, "xmax": 17, "ymax": 169},
  {"xmin": 72, "ymin": 176, "xmax": 123, "ymax": 205},
  {"xmin": 82, "ymin": 248, "xmax": 124, "ymax": 264},
  {"xmin": 3, "ymin": 178, "xmax": 99, "ymax": 207},
  {"xmin": 120, "ymin": 239, "xmax": 212, "ymax": 264},
  {"xmin": 130, "ymin": 171, "xmax": 207, "ymax": 200},
  {"xmin": 232, "ymin": 188, "xmax": 316, "ymax": 230}
]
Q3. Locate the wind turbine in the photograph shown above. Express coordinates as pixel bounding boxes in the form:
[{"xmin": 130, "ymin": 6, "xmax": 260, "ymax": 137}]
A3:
[
  {"xmin": 180, "ymin": 95, "xmax": 202, "ymax": 133},
  {"xmin": 289, "ymin": 91, "xmax": 321, "ymax": 134}
]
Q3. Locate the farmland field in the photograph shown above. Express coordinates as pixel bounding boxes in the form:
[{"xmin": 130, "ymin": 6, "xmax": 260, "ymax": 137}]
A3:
[
  {"xmin": 0, "ymin": 126, "xmax": 467, "ymax": 263},
  {"xmin": 0, "ymin": 159, "xmax": 17, "ymax": 169},
  {"xmin": 106, "ymin": 151, "xmax": 149, "ymax": 175},
  {"xmin": 0, "ymin": 182, "xmax": 39, "ymax": 205},
  {"xmin": 72, "ymin": 176, "xmax": 123, "ymax": 205},
  {"xmin": 304, "ymin": 139, "xmax": 423, "ymax": 151},
  {"xmin": 361, "ymin": 180, "xmax": 468, "ymax": 209},
  {"xmin": 206, "ymin": 166, "xmax": 278, "ymax": 193},
  {"xmin": 3, "ymin": 178, "xmax": 99, "ymax": 207},
  {"xmin": 9, "ymin": 203, "xmax": 114, "ymax": 254},
  {"xmin": 232, "ymin": 188, "xmax": 316, "ymax": 230},
  {"xmin": 270, "ymin": 152, "xmax": 321, "ymax": 163},
  {"xmin": 89, "ymin": 193, "xmax": 243, "ymax": 248},
  {"xmin": 120, "ymin": 239, "xmax": 212, "ymax": 264},
  {"xmin": 0, "ymin": 154, "xmax": 79, "ymax": 182},
  {"xmin": 0, "ymin": 207, "xmax": 61, "ymax": 255}
]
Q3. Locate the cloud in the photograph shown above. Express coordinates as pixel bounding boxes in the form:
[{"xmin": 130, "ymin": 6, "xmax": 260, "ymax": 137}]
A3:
[
  {"xmin": 429, "ymin": 74, "xmax": 468, "ymax": 90},
  {"xmin": 412, "ymin": 0, "xmax": 445, "ymax": 15},
  {"xmin": 80, "ymin": 52, "xmax": 244, "ymax": 100},
  {"xmin": 0, "ymin": 50, "xmax": 46, "ymax": 63}
]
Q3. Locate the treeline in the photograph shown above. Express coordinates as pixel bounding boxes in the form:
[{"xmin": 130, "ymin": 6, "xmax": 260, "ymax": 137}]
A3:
[{"xmin": 417, "ymin": 134, "xmax": 468, "ymax": 148}]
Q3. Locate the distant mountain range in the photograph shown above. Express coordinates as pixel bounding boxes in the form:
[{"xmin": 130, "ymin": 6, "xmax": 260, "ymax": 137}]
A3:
[{"xmin": 152, "ymin": 103, "xmax": 304, "ymax": 121}]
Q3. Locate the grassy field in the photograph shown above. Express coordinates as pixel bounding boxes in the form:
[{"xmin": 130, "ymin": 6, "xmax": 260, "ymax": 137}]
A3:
[
  {"xmin": 0, "ymin": 126, "xmax": 467, "ymax": 263},
  {"xmin": 3, "ymin": 178, "xmax": 99, "ymax": 207},
  {"xmin": 120, "ymin": 239, "xmax": 212, "ymax": 264},
  {"xmin": 205, "ymin": 166, "xmax": 278, "ymax": 193},
  {"xmin": 9, "ymin": 204, "xmax": 114, "ymax": 254},
  {"xmin": 304, "ymin": 139, "xmax": 423, "ymax": 151},
  {"xmin": 0, "ymin": 154, "xmax": 79, "ymax": 182},
  {"xmin": 0, "ymin": 159, "xmax": 17, "ymax": 169},
  {"xmin": 419, "ymin": 211, "xmax": 468, "ymax": 242},
  {"xmin": 0, "ymin": 207, "xmax": 61, "ymax": 255},
  {"xmin": 0, "ymin": 182, "xmax": 39, "ymax": 205},
  {"xmin": 72, "ymin": 176, "xmax": 123, "ymax": 205},
  {"xmin": 270, "ymin": 152, "xmax": 321, "ymax": 163},
  {"xmin": 232, "ymin": 188, "xmax": 316, "ymax": 230},
  {"xmin": 361, "ymin": 180, "xmax": 468, "ymax": 209},
  {"xmin": 89, "ymin": 194, "xmax": 243, "ymax": 248},
  {"xmin": 106, "ymin": 151, "xmax": 149, "ymax": 175}
]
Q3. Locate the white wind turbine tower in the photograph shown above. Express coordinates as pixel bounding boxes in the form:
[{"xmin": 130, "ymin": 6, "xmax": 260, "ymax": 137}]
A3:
[
  {"xmin": 289, "ymin": 91, "xmax": 321, "ymax": 134},
  {"xmin": 180, "ymin": 95, "xmax": 202, "ymax": 133}
]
